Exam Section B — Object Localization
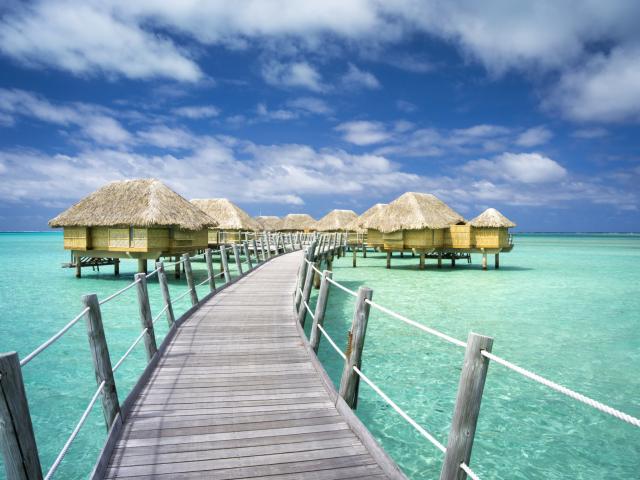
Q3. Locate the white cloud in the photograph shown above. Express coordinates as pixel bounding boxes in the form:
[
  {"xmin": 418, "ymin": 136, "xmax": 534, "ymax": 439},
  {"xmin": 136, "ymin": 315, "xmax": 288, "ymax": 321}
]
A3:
[
  {"xmin": 286, "ymin": 97, "xmax": 333, "ymax": 115},
  {"xmin": 261, "ymin": 60, "xmax": 325, "ymax": 91},
  {"xmin": 0, "ymin": 2, "xmax": 202, "ymax": 82},
  {"xmin": 572, "ymin": 127, "xmax": 608, "ymax": 139},
  {"xmin": 172, "ymin": 105, "xmax": 220, "ymax": 118},
  {"xmin": 396, "ymin": 100, "xmax": 417, "ymax": 113},
  {"xmin": 463, "ymin": 152, "xmax": 567, "ymax": 184},
  {"xmin": 341, "ymin": 63, "xmax": 381, "ymax": 89},
  {"xmin": 256, "ymin": 103, "xmax": 298, "ymax": 121},
  {"xmin": 335, "ymin": 121, "xmax": 392, "ymax": 145},
  {"xmin": 548, "ymin": 45, "xmax": 640, "ymax": 122},
  {"xmin": 136, "ymin": 125, "xmax": 200, "ymax": 149},
  {"xmin": 516, "ymin": 126, "xmax": 553, "ymax": 147}
]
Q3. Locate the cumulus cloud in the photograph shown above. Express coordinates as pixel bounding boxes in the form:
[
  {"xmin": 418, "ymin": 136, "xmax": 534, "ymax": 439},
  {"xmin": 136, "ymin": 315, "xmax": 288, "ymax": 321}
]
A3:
[
  {"xmin": 335, "ymin": 121, "xmax": 392, "ymax": 145},
  {"xmin": 172, "ymin": 105, "xmax": 220, "ymax": 118},
  {"xmin": 341, "ymin": 63, "xmax": 381, "ymax": 89},
  {"xmin": 572, "ymin": 127, "xmax": 608, "ymax": 139},
  {"xmin": 285, "ymin": 97, "xmax": 333, "ymax": 115},
  {"xmin": 396, "ymin": 100, "xmax": 418, "ymax": 113},
  {"xmin": 516, "ymin": 126, "xmax": 553, "ymax": 147},
  {"xmin": 462, "ymin": 152, "xmax": 567, "ymax": 184},
  {"xmin": 261, "ymin": 60, "xmax": 325, "ymax": 91}
]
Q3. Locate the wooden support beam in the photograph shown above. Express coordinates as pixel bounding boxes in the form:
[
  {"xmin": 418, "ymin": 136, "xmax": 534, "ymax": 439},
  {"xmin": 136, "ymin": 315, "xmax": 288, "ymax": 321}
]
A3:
[
  {"xmin": 440, "ymin": 333, "xmax": 493, "ymax": 480},
  {"xmin": 251, "ymin": 239, "xmax": 259, "ymax": 264},
  {"xmin": 265, "ymin": 233, "xmax": 272, "ymax": 259},
  {"xmin": 0, "ymin": 352, "xmax": 43, "ymax": 480},
  {"xmin": 75, "ymin": 253, "xmax": 81, "ymax": 278},
  {"xmin": 437, "ymin": 253, "xmax": 442, "ymax": 269},
  {"xmin": 243, "ymin": 241, "xmax": 253, "ymax": 270},
  {"xmin": 137, "ymin": 258, "xmax": 147, "ymax": 274},
  {"xmin": 181, "ymin": 254, "xmax": 198, "ymax": 306},
  {"xmin": 113, "ymin": 258, "xmax": 119, "ymax": 276},
  {"xmin": 419, "ymin": 252, "xmax": 425, "ymax": 270},
  {"xmin": 174, "ymin": 256, "xmax": 181, "ymax": 279},
  {"xmin": 219, "ymin": 246, "xmax": 231, "ymax": 283},
  {"xmin": 352, "ymin": 245, "xmax": 357, "ymax": 268},
  {"xmin": 482, "ymin": 251, "xmax": 488, "ymax": 271},
  {"xmin": 452, "ymin": 258, "xmax": 456, "ymax": 268},
  {"xmin": 204, "ymin": 248, "xmax": 215, "ymax": 292},
  {"xmin": 82, "ymin": 294, "xmax": 120, "ymax": 430},
  {"xmin": 386, "ymin": 251, "xmax": 391, "ymax": 269},
  {"xmin": 338, "ymin": 286, "xmax": 373, "ymax": 409},
  {"xmin": 363, "ymin": 242, "xmax": 367, "ymax": 258},
  {"xmin": 231, "ymin": 243, "xmax": 243, "ymax": 276},
  {"xmin": 156, "ymin": 262, "xmax": 175, "ymax": 327},
  {"xmin": 134, "ymin": 273, "xmax": 158, "ymax": 361},
  {"xmin": 309, "ymin": 270, "xmax": 332, "ymax": 353},
  {"xmin": 495, "ymin": 253, "xmax": 500, "ymax": 269}
]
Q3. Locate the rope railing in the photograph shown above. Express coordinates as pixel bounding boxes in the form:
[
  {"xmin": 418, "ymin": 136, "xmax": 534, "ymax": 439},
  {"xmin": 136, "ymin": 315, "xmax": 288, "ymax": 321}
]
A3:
[
  {"xmin": 112, "ymin": 328, "xmax": 148, "ymax": 373},
  {"xmin": 171, "ymin": 287, "xmax": 193, "ymax": 305},
  {"xmin": 20, "ymin": 307, "xmax": 90, "ymax": 367},
  {"xmin": 144, "ymin": 266, "xmax": 161, "ymax": 279},
  {"xmin": 196, "ymin": 276, "xmax": 211, "ymax": 287},
  {"xmin": 302, "ymin": 299, "xmax": 314, "ymax": 319},
  {"xmin": 326, "ymin": 276, "xmax": 358, "ymax": 298},
  {"xmin": 316, "ymin": 324, "xmax": 346, "ymax": 360},
  {"xmin": 44, "ymin": 380, "xmax": 106, "ymax": 480},
  {"xmin": 152, "ymin": 304, "xmax": 169, "ymax": 325},
  {"xmin": 98, "ymin": 278, "xmax": 140, "ymax": 305}
]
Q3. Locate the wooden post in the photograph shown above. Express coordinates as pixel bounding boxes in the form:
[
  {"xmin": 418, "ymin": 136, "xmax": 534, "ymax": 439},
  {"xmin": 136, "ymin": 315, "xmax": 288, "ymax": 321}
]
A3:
[
  {"xmin": 437, "ymin": 253, "xmax": 442, "ymax": 269},
  {"xmin": 266, "ymin": 234, "xmax": 272, "ymax": 258},
  {"xmin": 440, "ymin": 333, "xmax": 493, "ymax": 480},
  {"xmin": 297, "ymin": 259, "xmax": 316, "ymax": 327},
  {"xmin": 137, "ymin": 258, "xmax": 147, "ymax": 274},
  {"xmin": 495, "ymin": 253, "xmax": 500, "ymax": 269},
  {"xmin": 75, "ymin": 253, "xmax": 81, "ymax": 278},
  {"xmin": 82, "ymin": 294, "xmax": 120, "ymax": 430},
  {"xmin": 174, "ymin": 256, "xmax": 181, "ymax": 279},
  {"xmin": 114, "ymin": 258, "xmax": 120, "ymax": 276},
  {"xmin": 243, "ymin": 241, "xmax": 253, "ymax": 270},
  {"xmin": 452, "ymin": 258, "xmax": 456, "ymax": 268},
  {"xmin": 182, "ymin": 254, "xmax": 198, "ymax": 306},
  {"xmin": 309, "ymin": 270, "xmax": 332, "ymax": 353},
  {"xmin": 338, "ymin": 286, "xmax": 373, "ymax": 409},
  {"xmin": 363, "ymin": 242, "xmax": 367, "ymax": 258},
  {"xmin": 0, "ymin": 352, "xmax": 43, "ymax": 480},
  {"xmin": 419, "ymin": 252, "xmax": 425, "ymax": 270},
  {"xmin": 252, "ymin": 239, "xmax": 259, "ymax": 264},
  {"xmin": 482, "ymin": 251, "xmax": 487, "ymax": 271},
  {"xmin": 204, "ymin": 248, "xmax": 216, "ymax": 292},
  {"xmin": 231, "ymin": 243, "xmax": 243, "ymax": 276},
  {"xmin": 260, "ymin": 236, "xmax": 267, "ymax": 260},
  {"xmin": 313, "ymin": 259, "xmax": 322, "ymax": 289},
  {"xmin": 386, "ymin": 251, "xmax": 391, "ymax": 269},
  {"xmin": 219, "ymin": 246, "xmax": 231, "ymax": 283},
  {"xmin": 352, "ymin": 245, "xmax": 357, "ymax": 268},
  {"xmin": 156, "ymin": 262, "xmax": 175, "ymax": 327},
  {"xmin": 134, "ymin": 273, "xmax": 158, "ymax": 361}
]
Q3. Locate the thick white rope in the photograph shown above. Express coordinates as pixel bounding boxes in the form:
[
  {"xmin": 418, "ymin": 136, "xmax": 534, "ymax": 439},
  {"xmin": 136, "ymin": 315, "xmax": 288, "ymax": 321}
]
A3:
[
  {"xmin": 482, "ymin": 350, "xmax": 640, "ymax": 428},
  {"xmin": 98, "ymin": 278, "xmax": 140, "ymax": 305},
  {"xmin": 162, "ymin": 258, "xmax": 185, "ymax": 268},
  {"xmin": 144, "ymin": 266, "xmax": 160, "ymax": 279},
  {"xmin": 303, "ymin": 299, "xmax": 314, "ymax": 320},
  {"xmin": 327, "ymin": 277, "xmax": 358, "ymax": 298},
  {"xmin": 44, "ymin": 380, "xmax": 106, "ymax": 480},
  {"xmin": 152, "ymin": 304, "xmax": 169, "ymax": 325},
  {"xmin": 460, "ymin": 462, "xmax": 481, "ymax": 480},
  {"xmin": 112, "ymin": 328, "xmax": 148, "ymax": 372},
  {"xmin": 196, "ymin": 276, "xmax": 211, "ymax": 287},
  {"xmin": 171, "ymin": 288, "xmax": 192, "ymax": 305},
  {"xmin": 317, "ymin": 324, "xmax": 347, "ymax": 360},
  {"xmin": 20, "ymin": 307, "xmax": 90, "ymax": 367},
  {"xmin": 365, "ymin": 299, "xmax": 467, "ymax": 349},
  {"xmin": 352, "ymin": 366, "xmax": 446, "ymax": 453}
]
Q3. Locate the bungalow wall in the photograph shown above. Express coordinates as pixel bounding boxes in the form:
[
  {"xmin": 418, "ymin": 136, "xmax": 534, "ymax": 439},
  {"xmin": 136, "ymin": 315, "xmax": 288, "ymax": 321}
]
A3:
[
  {"xmin": 366, "ymin": 228, "xmax": 383, "ymax": 247},
  {"xmin": 473, "ymin": 227, "xmax": 510, "ymax": 249},
  {"xmin": 446, "ymin": 224, "xmax": 474, "ymax": 249}
]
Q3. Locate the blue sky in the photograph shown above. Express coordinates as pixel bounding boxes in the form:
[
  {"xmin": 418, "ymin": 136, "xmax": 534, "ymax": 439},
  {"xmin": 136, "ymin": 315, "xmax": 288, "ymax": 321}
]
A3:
[{"xmin": 0, "ymin": 1, "xmax": 638, "ymax": 232}]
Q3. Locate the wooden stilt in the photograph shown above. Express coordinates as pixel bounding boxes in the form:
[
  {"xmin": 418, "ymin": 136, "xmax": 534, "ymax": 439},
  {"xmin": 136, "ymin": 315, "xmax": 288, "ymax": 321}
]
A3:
[
  {"xmin": 352, "ymin": 245, "xmax": 357, "ymax": 268},
  {"xmin": 137, "ymin": 258, "xmax": 147, "ymax": 274},
  {"xmin": 437, "ymin": 253, "xmax": 442, "ymax": 269},
  {"xmin": 175, "ymin": 256, "xmax": 181, "ymax": 279},
  {"xmin": 482, "ymin": 251, "xmax": 488, "ymax": 270},
  {"xmin": 363, "ymin": 243, "xmax": 367, "ymax": 258},
  {"xmin": 419, "ymin": 252, "xmax": 425, "ymax": 270},
  {"xmin": 400, "ymin": 251, "xmax": 404, "ymax": 258},
  {"xmin": 75, "ymin": 253, "xmax": 81, "ymax": 278},
  {"xmin": 114, "ymin": 258, "xmax": 120, "ymax": 276},
  {"xmin": 495, "ymin": 253, "xmax": 500, "ymax": 269},
  {"xmin": 452, "ymin": 258, "xmax": 456, "ymax": 268},
  {"xmin": 386, "ymin": 251, "xmax": 391, "ymax": 269},
  {"xmin": 313, "ymin": 260, "xmax": 322, "ymax": 289}
]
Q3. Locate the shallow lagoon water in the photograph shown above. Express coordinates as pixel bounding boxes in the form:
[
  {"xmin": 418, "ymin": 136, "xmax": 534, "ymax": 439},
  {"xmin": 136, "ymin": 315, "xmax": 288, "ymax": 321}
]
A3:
[{"xmin": 0, "ymin": 232, "xmax": 639, "ymax": 479}]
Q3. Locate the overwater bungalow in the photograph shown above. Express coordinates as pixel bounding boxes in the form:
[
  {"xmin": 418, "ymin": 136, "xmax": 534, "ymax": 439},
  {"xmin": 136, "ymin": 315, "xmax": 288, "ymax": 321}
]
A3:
[
  {"xmin": 315, "ymin": 209, "xmax": 358, "ymax": 232},
  {"xmin": 367, "ymin": 192, "xmax": 464, "ymax": 268},
  {"xmin": 255, "ymin": 215, "xmax": 282, "ymax": 231},
  {"xmin": 468, "ymin": 208, "xmax": 516, "ymax": 268},
  {"xmin": 349, "ymin": 203, "xmax": 387, "ymax": 248},
  {"xmin": 191, "ymin": 198, "xmax": 260, "ymax": 245},
  {"xmin": 49, "ymin": 179, "xmax": 216, "ymax": 277},
  {"xmin": 278, "ymin": 213, "xmax": 317, "ymax": 232}
]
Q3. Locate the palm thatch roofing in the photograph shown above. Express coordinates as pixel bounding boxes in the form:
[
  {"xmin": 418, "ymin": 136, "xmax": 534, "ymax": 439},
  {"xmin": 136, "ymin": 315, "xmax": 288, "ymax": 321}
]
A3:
[
  {"xmin": 191, "ymin": 198, "xmax": 261, "ymax": 231},
  {"xmin": 367, "ymin": 192, "xmax": 464, "ymax": 233},
  {"xmin": 347, "ymin": 203, "xmax": 388, "ymax": 232},
  {"xmin": 255, "ymin": 215, "xmax": 282, "ymax": 231},
  {"xmin": 315, "ymin": 209, "xmax": 358, "ymax": 231},
  {"xmin": 469, "ymin": 208, "xmax": 516, "ymax": 228},
  {"xmin": 279, "ymin": 213, "xmax": 317, "ymax": 231},
  {"xmin": 49, "ymin": 178, "xmax": 217, "ymax": 230}
]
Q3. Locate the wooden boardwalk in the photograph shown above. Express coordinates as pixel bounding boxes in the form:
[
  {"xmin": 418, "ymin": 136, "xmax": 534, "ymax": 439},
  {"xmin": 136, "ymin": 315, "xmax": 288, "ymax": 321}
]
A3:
[{"xmin": 103, "ymin": 251, "xmax": 404, "ymax": 479}]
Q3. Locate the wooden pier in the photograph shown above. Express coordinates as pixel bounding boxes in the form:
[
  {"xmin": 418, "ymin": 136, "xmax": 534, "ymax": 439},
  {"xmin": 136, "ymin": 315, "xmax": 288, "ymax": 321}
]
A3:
[{"xmin": 101, "ymin": 250, "xmax": 402, "ymax": 479}]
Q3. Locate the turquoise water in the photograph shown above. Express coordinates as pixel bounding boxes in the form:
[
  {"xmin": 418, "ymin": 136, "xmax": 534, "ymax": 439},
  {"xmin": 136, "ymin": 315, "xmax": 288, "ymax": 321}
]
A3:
[
  {"xmin": 0, "ymin": 232, "xmax": 246, "ymax": 479},
  {"xmin": 0, "ymin": 233, "xmax": 638, "ymax": 479},
  {"xmin": 302, "ymin": 234, "xmax": 640, "ymax": 479}
]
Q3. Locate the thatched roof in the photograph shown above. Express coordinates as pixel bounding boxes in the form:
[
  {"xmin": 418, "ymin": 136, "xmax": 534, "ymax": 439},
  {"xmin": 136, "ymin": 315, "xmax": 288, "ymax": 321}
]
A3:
[
  {"xmin": 470, "ymin": 208, "xmax": 516, "ymax": 228},
  {"xmin": 191, "ymin": 198, "xmax": 261, "ymax": 231},
  {"xmin": 49, "ymin": 179, "xmax": 216, "ymax": 230},
  {"xmin": 346, "ymin": 203, "xmax": 387, "ymax": 232},
  {"xmin": 367, "ymin": 192, "xmax": 464, "ymax": 233},
  {"xmin": 255, "ymin": 215, "xmax": 282, "ymax": 231},
  {"xmin": 315, "ymin": 209, "xmax": 358, "ymax": 231},
  {"xmin": 279, "ymin": 213, "xmax": 317, "ymax": 231}
]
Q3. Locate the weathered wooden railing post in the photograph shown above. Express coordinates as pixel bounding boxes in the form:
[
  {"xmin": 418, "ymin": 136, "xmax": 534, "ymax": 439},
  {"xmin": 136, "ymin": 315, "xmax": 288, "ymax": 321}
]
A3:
[
  {"xmin": 82, "ymin": 294, "xmax": 120, "ymax": 430},
  {"xmin": 156, "ymin": 262, "xmax": 175, "ymax": 326},
  {"xmin": 338, "ymin": 286, "xmax": 373, "ymax": 409},
  {"xmin": 220, "ymin": 246, "xmax": 231, "ymax": 283},
  {"xmin": 296, "ymin": 255, "xmax": 316, "ymax": 327},
  {"xmin": 251, "ymin": 239, "xmax": 259, "ymax": 264},
  {"xmin": 440, "ymin": 332, "xmax": 493, "ymax": 480},
  {"xmin": 243, "ymin": 241, "xmax": 253, "ymax": 270},
  {"xmin": 294, "ymin": 241, "xmax": 316, "ymax": 311},
  {"xmin": 134, "ymin": 273, "xmax": 158, "ymax": 361},
  {"xmin": 204, "ymin": 248, "xmax": 216, "ymax": 292},
  {"xmin": 0, "ymin": 352, "xmax": 43, "ymax": 480},
  {"xmin": 182, "ymin": 254, "xmax": 198, "ymax": 306},
  {"xmin": 309, "ymin": 270, "xmax": 332, "ymax": 353},
  {"xmin": 260, "ymin": 236, "xmax": 267, "ymax": 260},
  {"xmin": 265, "ymin": 233, "xmax": 272, "ymax": 259},
  {"xmin": 231, "ymin": 243, "xmax": 243, "ymax": 276}
]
